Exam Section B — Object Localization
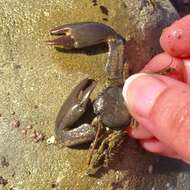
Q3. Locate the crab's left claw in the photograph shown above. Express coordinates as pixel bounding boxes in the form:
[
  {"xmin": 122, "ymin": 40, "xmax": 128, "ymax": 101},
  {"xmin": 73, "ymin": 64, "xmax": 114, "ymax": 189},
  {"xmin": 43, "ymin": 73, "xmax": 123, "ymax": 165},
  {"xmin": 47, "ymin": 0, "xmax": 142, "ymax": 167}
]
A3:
[
  {"xmin": 48, "ymin": 22, "xmax": 126, "ymax": 82},
  {"xmin": 47, "ymin": 22, "xmax": 122, "ymax": 49}
]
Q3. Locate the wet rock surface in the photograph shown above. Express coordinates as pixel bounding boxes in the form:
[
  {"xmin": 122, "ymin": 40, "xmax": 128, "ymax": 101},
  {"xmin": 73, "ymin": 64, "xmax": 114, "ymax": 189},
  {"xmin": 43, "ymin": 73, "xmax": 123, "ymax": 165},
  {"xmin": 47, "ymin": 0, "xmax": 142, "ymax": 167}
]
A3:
[{"xmin": 0, "ymin": 0, "xmax": 190, "ymax": 189}]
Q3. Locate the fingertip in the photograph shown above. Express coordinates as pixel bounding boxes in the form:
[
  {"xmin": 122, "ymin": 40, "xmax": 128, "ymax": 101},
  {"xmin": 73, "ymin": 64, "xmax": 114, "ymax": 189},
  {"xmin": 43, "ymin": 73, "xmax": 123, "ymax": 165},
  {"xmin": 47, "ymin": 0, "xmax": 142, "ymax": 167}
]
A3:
[
  {"xmin": 160, "ymin": 15, "xmax": 190, "ymax": 58},
  {"xmin": 142, "ymin": 52, "xmax": 185, "ymax": 82},
  {"xmin": 139, "ymin": 139, "xmax": 180, "ymax": 159}
]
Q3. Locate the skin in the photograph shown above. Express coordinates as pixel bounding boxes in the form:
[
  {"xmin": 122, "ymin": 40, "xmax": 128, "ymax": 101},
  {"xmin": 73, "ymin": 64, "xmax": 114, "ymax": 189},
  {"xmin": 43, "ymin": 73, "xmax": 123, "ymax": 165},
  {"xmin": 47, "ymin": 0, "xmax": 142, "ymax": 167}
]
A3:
[
  {"xmin": 160, "ymin": 14, "xmax": 190, "ymax": 58},
  {"xmin": 123, "ymin": 14, "xmax": 190, "ymax": 164}
]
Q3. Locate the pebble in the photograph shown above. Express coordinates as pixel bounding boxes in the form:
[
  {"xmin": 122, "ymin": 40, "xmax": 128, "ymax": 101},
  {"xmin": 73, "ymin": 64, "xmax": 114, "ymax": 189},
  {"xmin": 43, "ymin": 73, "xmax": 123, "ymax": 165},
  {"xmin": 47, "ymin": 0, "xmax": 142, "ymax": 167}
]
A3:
[
  {"xmin": 102, "ymin": 18, "xmax": 108, "ymax": 21},
  {"xmin": 10, "ymin": 119, "xmax": 20, "ymax": 128},
  {"xmin": 92, "ymin": 0, "xmax": 98, "ymax": 6},
  {"xmin": 47, "ymin": 136, "xmax": 56, "ymax": 145},
  {"xmin": 43, "ymin": 11, "xmax": 49, "ymax": 17},
  {"xmin": 32, "ymin": 130, "xmax": 45, "ymax": 143},
  {"xmin": 11, "ymin": 111, "xmax": 15, "ymax": 115},
  {"xmin": 30, "ymin": 130, "xmax": 37, "ymax": 138},
  {"xmin": 0, "ymin": 156, "xmax": 9, "ymax": 167},
  {"xmin": 148, "ymin": 164, "xmax": 153, "ymax": 174},
  {"xmin": 21, "ymin": 129, "xmax": 27, "ymax": 135},
  {"xmin": 26, "ymin": 125, "xmax": 32, "ymax": 129},
  {"xmin": 165, "ymin": 183, "xmax": 176, "ymax": 190},
  {"xmin": 0, "ymin": 176, "xmax": 8, "ymax": 186},
  {"xmin": 99, "ymin": 5, "xmax": 109, "ymax": 16}
]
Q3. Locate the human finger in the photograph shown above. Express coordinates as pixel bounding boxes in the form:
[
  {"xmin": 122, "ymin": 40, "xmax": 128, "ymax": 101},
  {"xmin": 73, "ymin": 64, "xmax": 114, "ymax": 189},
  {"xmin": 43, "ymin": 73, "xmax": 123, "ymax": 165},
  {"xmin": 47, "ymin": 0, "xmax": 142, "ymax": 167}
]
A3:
[{"xmin": 123, "ymin": 73, "xmax": 190, "ymax": 162}]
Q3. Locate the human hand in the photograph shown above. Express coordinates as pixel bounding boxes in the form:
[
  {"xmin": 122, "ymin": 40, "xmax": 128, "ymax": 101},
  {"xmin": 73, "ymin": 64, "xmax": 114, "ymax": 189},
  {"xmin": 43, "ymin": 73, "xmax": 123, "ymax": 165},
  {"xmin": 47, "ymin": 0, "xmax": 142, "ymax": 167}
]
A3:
[{"xmin": 122, "ymin": 14, "xmax": 190, "ymax": 164}]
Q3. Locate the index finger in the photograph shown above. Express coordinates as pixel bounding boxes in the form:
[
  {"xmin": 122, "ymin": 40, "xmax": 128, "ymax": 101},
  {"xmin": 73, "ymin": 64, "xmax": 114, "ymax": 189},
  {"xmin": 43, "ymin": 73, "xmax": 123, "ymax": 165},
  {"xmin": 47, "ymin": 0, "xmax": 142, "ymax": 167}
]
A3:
[
  {"xmin": 160, "ymin": 14, "xmax": 190, "ymax": 58},
  {"xmin": 141, "ymin": 52, "xmax": 186, "ymax": 82}
]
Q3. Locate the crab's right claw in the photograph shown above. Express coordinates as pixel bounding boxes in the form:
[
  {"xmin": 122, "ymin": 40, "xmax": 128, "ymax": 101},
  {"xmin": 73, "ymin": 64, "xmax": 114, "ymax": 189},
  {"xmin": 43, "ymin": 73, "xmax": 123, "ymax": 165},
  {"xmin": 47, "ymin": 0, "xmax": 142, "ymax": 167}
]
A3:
[
  {"xmin": 55, "ymin": 78, "xmax": 96, "ymax": 137},
  {"xmin": 47, "ymin": 22, "xmax": 122, "ymax": 49},
  {"xmin": 55, "ymin": 78, "xmax": 97, "ymax": 146}
]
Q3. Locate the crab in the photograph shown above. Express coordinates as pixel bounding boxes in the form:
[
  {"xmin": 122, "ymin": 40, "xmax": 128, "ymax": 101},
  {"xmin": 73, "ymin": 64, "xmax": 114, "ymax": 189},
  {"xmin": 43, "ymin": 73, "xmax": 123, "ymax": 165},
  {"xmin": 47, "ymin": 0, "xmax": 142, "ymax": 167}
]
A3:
[{"xmin": 48, "ymin": 22, "xmax": 131, "ymax": 175}]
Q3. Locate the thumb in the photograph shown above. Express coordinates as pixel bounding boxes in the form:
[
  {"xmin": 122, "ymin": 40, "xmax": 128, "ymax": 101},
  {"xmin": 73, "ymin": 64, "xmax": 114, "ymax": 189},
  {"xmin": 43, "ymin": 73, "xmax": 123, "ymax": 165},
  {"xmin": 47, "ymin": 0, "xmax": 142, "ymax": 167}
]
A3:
[{"xmin": 122, "ymin": 73, "xmax": 190, "ymax": 162}]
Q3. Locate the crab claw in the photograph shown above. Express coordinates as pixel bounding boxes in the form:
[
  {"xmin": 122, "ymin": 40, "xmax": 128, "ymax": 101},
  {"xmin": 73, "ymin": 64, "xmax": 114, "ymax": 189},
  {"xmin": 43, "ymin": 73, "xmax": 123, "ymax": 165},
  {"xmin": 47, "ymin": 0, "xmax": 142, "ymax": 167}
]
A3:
[
  {"xmin": 55, "ymin": 78, "xmax": 96, "ymax": 145},
  {"xmin": 48, "ymin": 22, "xmax": 122, "ymax": 49}
]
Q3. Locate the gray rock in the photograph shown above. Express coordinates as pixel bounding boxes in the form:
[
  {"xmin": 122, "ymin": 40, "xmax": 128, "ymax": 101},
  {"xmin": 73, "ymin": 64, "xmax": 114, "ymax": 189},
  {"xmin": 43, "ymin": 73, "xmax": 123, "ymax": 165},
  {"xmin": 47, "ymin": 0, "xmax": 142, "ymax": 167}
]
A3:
[{"xmin": 122, "ymin": 0, "xmax": 179, "ymax": 73}]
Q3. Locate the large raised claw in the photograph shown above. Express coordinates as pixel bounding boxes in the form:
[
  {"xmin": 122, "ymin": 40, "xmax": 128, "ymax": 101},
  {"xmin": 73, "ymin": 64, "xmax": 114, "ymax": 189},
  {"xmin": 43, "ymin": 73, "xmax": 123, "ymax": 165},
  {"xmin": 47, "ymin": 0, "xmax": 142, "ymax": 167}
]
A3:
[
  {"xmin": 55, "ymin": 78, "xmax": 96, "ymax": 146},
  {"xmin": 48, "ymin": 22, "xmax": 122, "ymax": 49},
  {"xmin": 48, "ymin": 22, "xmax": 126, "ymax": 82}
]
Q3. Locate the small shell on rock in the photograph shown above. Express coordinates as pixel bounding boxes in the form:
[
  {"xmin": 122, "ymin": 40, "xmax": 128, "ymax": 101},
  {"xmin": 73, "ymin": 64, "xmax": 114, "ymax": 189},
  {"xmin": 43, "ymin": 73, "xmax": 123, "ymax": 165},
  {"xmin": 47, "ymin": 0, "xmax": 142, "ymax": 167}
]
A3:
[
  {"xmin": 47, "ymin": 136, "xmax": 56, "ymax": 145},
  {"xmin": 148, "ymin": 164, "xmax": 153, "ymax": 174},
  {"xmin": 21, "ymin": 129, "xmax": 27, "ymax": 135},
  {"xmin": 26, "ymin": 125, "xmax": 32, "ymax": 129}
]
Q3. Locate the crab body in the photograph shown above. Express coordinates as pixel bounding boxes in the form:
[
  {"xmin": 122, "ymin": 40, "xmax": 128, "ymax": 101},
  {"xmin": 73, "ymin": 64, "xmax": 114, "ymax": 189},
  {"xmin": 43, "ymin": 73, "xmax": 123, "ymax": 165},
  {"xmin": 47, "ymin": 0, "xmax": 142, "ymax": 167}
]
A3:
[{"xmin": 94, "ymin": 85, "xmax": 130, "ymax": 129}]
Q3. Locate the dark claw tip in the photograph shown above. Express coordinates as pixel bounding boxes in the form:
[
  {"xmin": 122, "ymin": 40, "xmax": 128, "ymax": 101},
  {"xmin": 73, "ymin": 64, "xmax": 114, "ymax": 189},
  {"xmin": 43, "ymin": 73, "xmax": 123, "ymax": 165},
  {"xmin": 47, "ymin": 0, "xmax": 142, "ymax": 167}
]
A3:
[{"xmin": 46, "ymin": 36, "xmax": 75, "ymax": 49}]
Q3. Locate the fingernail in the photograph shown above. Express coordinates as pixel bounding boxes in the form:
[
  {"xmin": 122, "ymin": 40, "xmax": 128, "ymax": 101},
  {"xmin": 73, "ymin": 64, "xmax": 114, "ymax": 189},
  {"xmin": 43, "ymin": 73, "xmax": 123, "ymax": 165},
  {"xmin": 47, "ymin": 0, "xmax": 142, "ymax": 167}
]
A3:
[{"xmin": 122, "ymin": 73, "xmax": 167, "ymax": 117}]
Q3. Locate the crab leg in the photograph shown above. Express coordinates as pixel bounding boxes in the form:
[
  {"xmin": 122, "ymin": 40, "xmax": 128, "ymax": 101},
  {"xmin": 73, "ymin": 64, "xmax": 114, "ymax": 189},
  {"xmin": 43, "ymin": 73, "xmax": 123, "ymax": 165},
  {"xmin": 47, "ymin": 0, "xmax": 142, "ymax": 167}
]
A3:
[
  {"xmin": 58, "ymin": 124, "xmax": 96, "ymax": 147},
  {"xmin": 106, "ymin": 38, "xmax": 125, "ymax": 83},
  {"xmin": 48, "ymin": 22, "xmax": 126, "ymax": 82},
  {"xmin": 55, "ymin": 78, "xmax": 96, "ymax": 146}
]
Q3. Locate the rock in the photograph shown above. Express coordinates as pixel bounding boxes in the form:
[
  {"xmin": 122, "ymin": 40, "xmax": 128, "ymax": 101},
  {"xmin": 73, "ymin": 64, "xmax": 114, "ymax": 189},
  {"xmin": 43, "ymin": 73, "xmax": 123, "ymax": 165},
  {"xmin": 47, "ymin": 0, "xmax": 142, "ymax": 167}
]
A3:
[{"xmin": 122, "ymin": 0, "xmax": 179, "ymax": 73}]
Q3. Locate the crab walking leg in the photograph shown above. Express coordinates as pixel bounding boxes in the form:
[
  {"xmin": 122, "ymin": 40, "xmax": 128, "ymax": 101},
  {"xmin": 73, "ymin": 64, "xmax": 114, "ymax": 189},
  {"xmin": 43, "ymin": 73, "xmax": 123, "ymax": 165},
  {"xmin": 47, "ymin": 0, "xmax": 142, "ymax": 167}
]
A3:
[
  {"xmin": 86, "ymin": 130, "xmax": 126, "ymax": 175},
  {"xmin": 58, "ymin": 124, "xmax": 96, "ymax": 147},
  {"xmin": 55, "ymin": 78, "xmax": 96, "ymax": 146},
  {"xmin": 106, "ymin": 38, "xmax": 125, "ymax": 82},
  {"xmin": 87, "ymin": 116, "xmax": 104, "ymax": 165}
]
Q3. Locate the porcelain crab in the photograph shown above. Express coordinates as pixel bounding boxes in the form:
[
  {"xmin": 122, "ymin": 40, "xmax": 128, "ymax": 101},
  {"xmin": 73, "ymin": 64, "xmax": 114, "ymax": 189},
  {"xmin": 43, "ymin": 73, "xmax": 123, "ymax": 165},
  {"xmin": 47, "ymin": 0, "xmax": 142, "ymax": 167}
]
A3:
[{"xmin": 48, "ymin": 22, "xmax": 131, "ymax": 174}]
